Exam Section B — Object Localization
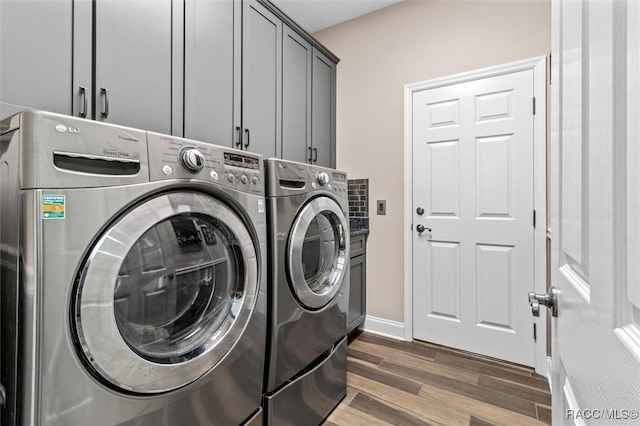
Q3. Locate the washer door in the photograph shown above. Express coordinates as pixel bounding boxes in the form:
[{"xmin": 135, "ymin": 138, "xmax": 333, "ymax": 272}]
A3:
[
  {"xmin": 74, "ymin": 192, "xmax": 259, "ymax": 394},
  {"xmin": 287, "ymin": 196, "xmax": 349, "ymax": 310}
]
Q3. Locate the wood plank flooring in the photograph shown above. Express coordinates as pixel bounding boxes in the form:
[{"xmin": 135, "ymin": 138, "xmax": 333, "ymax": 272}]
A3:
[{"xmin": 324, "ymin": 331, "xmax": 551, "ymax": 426}]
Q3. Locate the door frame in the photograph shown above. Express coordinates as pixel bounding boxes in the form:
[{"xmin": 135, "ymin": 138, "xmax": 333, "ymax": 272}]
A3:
[{"xmin": 402, "ymin": 56, "xmax": 548, "ymax": 375}]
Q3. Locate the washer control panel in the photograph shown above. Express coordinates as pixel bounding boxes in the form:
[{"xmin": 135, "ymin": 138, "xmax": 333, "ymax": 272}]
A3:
[
  {"xmin": 179, "ymin": 147, "xmax": 206, "ymax": 173},
  {"xmin": 331, "ymin": 171, "xmax": 348, "ymax": 195},
  {"xmin": 317, "ymin": 171, "xmax": 329, "ymax": 186},
  {"xmin": 147, "ymin": 132, "xmax": 264, "ymax": 196}
]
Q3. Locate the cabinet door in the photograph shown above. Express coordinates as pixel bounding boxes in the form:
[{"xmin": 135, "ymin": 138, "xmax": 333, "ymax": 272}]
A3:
[
  {"xmin": 0, "ymin": 0, "xmax": 75, "ymax": 119},
  {"xmin": 184, "ymin": 0, "xmax": 236, "ymax": 146},
  {"xmin": 94, "ymin": 0, "xmax": 177, "ymax": 134},
  {"xmin": 282, "ymin": 25, "xmax": 312, "ymax": 164},
  {"xmin": 347, "ymin": 254, "xmax": 366, "ymax": 334},
  {"xmin": 311, "ymin": 49, "xmax": 336, "ymax": 168},
  {"xmin": 242, "ymin": 0, "xmax": 281, "ymax": 158}
]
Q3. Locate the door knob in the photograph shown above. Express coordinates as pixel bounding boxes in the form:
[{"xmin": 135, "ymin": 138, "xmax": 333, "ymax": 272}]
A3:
[
  {"xmin": 528, "ymin": 287, "xmax": 558, "ymax": 317},
  {"xmin": 416, "ymin": 224, "xmax": 431, "ymax": 234},
  {"xmin": 416, "ymin": 207, "xmax": 425, "ymax": 215}
]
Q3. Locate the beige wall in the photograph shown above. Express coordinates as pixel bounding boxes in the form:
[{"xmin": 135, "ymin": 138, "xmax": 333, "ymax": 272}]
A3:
[{"xmin": 314, "ymin": 0, "xmax": 550, "ymax": 324}]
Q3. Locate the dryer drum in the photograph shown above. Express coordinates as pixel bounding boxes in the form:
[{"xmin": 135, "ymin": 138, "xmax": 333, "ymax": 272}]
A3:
[
  {"xmin": 287, "ymin": 196, "xmax": 349, "ymax": 310},
  {"xmin": 73, "ymin": 191, "xmax": 259, "ymax": 394},
  {"xmin": 113, "ymin": 214, "xmax": 238, "ymax": 362}
]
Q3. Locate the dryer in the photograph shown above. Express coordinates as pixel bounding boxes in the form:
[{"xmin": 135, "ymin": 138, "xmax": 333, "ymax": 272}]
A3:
[
  {"xmin": 0, "ymin": 110, "xmax": 267, "ymax": 425},
  {"xmin": 263, "ymin": 159, "xmax": 349, "ymax": 425}
]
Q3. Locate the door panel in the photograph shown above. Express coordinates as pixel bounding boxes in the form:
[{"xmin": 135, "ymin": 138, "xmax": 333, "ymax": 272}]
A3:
[
  {"xmin": 427, "ymin": 140, "xmax": 460, "ymax": 217},
  {"xmin": 428, "ymin": 241, "xmax": 460, "ymax": 321},
  {"xmin": 73, "ymin": 0, "xmax": 93, "ymax": 120},
  {"xmin": 243, "ymin": 0, "xmax": 281, "ymax": 159},
  {"xmin": 476, "ymin": 244, "xmax": 513, "ymax": 329},
  {"xmin": 311, "ymin": 50, "xmax": 335, "ymax": 168},
  {"xmin": 476, "ymin": 134, "xmax": 513, "ymax": 217},
  {"xmin": 184, "ymin": 0, "xmax": 235, "ymax": 145},
  {"xmin": 625, "ymin": 0, "xmax": 640, "ymax": 351},
  {"xmin": 0, "ymin": 0, "xmax": 74, "ymax": 118},
  {"xmin": 413, "ymin": 69, "xmax": 535, "ymax": 366},
  {"xmin": 94, "ymin": 0, "xmax": 173, "ymax": 134},
  {"xmin": 551, "ymin": 0, "xmax": 640, "ymax": 421},
  {"xmin": 282, "ymin": 25, "xmax": 312, "ymax": 164}
]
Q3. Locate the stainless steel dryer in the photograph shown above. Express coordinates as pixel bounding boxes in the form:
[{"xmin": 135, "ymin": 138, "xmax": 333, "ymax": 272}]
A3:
[
  {"xmin": 263, "ymin": 159, "xmax": 349, "ymax": 425},
  {"xmin": 0, "ymin": 110, "xmax": 267, "ymax": 425}
]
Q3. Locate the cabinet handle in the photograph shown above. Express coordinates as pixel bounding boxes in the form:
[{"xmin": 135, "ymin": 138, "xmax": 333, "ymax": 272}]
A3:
[
  {"xmin": 308, "ymin": 147, "xmax": 313, "ymax": 163},
  {"xmin": 244, "ymin": 128, "xmax": 250, "ymax": 148},
  {"xmin": 100, "ymin": 88, "xmax": 109, "ymax": 118},
  {"xmin": 79, "ymin": 86, "xmax": 87, "ymax": 118},
  {"xmin": 313, "ymin": 147, "xmax": 318, "ymax": 163},
  {"xmin": 235, "ymin": 126, "xmax": 242, "ymax": 147}
]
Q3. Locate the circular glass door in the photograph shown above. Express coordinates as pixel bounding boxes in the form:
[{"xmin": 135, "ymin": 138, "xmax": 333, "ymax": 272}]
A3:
[
  {"xmin": 287, "ymin": 196, "xmax": 349, "ymax": 309},
  {"xmin": 73, "ymin": 192, "xmax": 259, "ymax": 394}
]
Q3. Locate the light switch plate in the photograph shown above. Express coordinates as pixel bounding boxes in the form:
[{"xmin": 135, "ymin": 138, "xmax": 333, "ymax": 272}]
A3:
[{"xmin": 377, "ymin": 200, "xmax": 386, "ymax": 215}]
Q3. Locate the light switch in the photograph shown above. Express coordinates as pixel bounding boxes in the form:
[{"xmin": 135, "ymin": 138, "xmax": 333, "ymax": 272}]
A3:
[{"xmin": 377, "ymin": 200, "xmax": 386, "ymax": 215}]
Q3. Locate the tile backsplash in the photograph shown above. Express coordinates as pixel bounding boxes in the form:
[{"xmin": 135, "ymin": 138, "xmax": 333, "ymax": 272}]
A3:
[{"xmin": 348, "ymin": 178, "xmax": 368, "ymax": 217}]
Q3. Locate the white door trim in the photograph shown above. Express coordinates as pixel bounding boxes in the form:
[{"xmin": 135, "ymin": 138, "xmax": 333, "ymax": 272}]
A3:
[{"xmin": 403, "ymin": 56, "xmax": 548, "ymax": 375}]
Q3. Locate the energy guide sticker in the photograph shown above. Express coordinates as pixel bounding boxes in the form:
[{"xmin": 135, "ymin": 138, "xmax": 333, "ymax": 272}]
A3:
[{"xmin": 42, "ymin": 195, "xmax": 65, "ymax": 219}]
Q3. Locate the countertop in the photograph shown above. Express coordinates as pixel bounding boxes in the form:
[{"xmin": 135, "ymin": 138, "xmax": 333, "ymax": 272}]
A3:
[{"xmin": 349, "ymin": 217, "xmax": 369, "ymax": 236}]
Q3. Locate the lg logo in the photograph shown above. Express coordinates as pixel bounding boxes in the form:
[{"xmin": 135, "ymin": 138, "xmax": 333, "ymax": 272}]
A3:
[{"xmin": 55, "ymin": 124, "xmax": 80, "ymax": 134}]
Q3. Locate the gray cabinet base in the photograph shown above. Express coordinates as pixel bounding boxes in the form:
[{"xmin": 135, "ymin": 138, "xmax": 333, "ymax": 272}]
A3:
[
  {"xmin": 347, "ymin": 233, "xmax": 367, "ymax": 334},
  {"xmin": 264, "ymin": 337, "xmax": 347, "ymax": 426}
]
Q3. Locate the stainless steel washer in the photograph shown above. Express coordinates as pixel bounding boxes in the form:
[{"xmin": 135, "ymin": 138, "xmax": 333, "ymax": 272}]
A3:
[
  {"xmin": 263, "ymin": 158, "xmax": 350, "ymax": 425},
  {"xmin": 0, "ymin": 110, "xmax": 267, "ymax": 425}
]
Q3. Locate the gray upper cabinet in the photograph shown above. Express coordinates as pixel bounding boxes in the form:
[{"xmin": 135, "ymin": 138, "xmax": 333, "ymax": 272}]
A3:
[
  {"xmin": 0, "ymin": 0, "xmax": 182, "ymax": 135},
  {"xmin": 183, "ymin": 0, "xmax": 237, "ymax": 146},
  {"xmin": 311, "ymin": 50, "xmax": 336, "ymax": 168},
  {"xmin": 0, "ymin": 0, "xmax": 75, "ymax": 119},
  {"xmin": 242, "ymin": 0, "xmax": 281, "ymax": 159},
  {"xmin": 93, "ymin": 0, "xmax": 181, "ymax": 135},
  {"xmin": 282, "ymin": 25, "xmax": 312, "ymax": 164},
  {"xmin": 0, "ymin": 0, "xmax": 336, "ymax": 162},
  {"xmin": 280, "ymin": 23, "xmax": 336, "ymax": 168},
  {"xmin": 183, "ymin": 0, "xmax": 281, "ymax": 155}
]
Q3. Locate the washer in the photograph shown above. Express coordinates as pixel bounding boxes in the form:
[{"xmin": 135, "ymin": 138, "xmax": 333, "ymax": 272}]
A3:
[
  {"xmin": 263, "ymin": 158, "xmax": 349, "ymax": 425},
  {"xmin": 0, "ymin": 111, "xmax": 267, "ymax": 425}
]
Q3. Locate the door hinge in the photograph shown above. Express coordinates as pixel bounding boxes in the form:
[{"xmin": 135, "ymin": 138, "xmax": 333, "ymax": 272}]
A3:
[
  {"xmin": 533, "ymin": 323, "xmax": 537, "ymax": 341},
  {"xmin": 533, "ymin": 97, "xmax": 536, "ymax": 115},
  {"xmin": 533, "ymin": 209, "xmax": 536, "ymax": 228}
]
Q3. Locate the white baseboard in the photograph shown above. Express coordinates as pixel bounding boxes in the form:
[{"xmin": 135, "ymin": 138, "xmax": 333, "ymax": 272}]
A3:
[{"xmin": 361, "ymin": 315, "xmax": 408, "ymax": 340}]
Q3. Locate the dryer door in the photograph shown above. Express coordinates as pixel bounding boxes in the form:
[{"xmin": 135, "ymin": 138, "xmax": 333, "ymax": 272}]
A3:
[
  {"xmin": 73, "ymin": 192, "xmax": 259, "ymax": 394},
  {"xmin": 287, "ymin": 196, "xmax": 349, "ymax": 309}
]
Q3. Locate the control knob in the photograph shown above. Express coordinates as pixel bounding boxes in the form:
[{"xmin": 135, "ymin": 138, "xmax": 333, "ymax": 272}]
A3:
[
  {"xmin": 317, "ymin": 171, "xmax": 330, "ymax": 186},
  {"xmin": 179, "ymin": 147, "xmax": 206, "ymax": 173}
]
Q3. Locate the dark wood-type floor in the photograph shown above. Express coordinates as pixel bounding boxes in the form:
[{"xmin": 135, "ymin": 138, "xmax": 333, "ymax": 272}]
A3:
[{"xmin": 324, "ymin": 332, "xmax": 551, "ymax": 426}]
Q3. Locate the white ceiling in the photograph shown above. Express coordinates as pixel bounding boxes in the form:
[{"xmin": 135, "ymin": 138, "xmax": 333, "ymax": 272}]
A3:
[{"xmin": 270, "ymin": 0, "xmax": 403, "ymax": 34}]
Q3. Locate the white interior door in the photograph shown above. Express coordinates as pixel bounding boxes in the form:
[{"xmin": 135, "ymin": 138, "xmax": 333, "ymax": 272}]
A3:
[
  {"xmin": 412, "ymin": 66, "xmax": 537, "ymax": 366},
  {"xmin": 551, "ymin": 0, "xmax": 640, "ymax": 422}
]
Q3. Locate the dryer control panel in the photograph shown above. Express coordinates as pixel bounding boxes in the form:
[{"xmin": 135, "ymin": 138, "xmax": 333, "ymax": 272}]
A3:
[
  {"xmin": 147, "ymin": 132, "xmax": 264, "ymax": 196},
  {"xmin": 264, "ymin": 158, "xmax": 348, "ymax": 200}
]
